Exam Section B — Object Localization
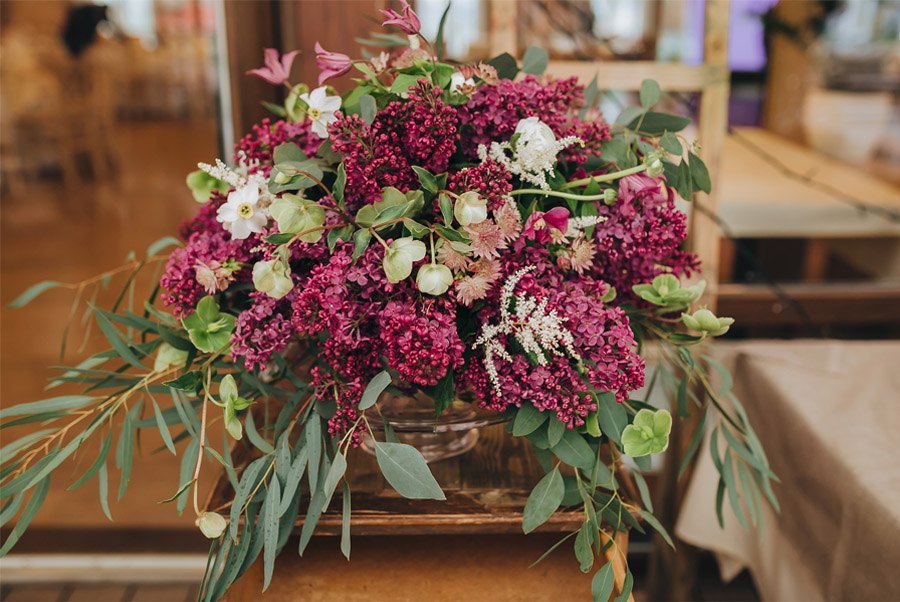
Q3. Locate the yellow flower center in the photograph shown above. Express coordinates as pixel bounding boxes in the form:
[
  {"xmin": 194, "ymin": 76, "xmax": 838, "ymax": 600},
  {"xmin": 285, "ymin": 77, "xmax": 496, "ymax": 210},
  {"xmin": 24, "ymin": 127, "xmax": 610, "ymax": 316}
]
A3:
[
  {"xmin": 238, "ymin": 203, "xmax": 254, "ymax": 219},
  {"xmin": 308, "ymin": 107, "xmax": 322, "ymax": 120}
]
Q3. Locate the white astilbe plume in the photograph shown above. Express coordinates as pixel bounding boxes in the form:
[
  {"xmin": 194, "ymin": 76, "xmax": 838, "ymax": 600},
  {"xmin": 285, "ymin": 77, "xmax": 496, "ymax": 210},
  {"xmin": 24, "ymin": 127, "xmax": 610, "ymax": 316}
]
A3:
[
  {"xmin": 198, "ymin": 151, "xmax": 271, "ymax": 205},
  {"xmin": 477, "ymin": 136, "xmax": 582, "ymax": 190},
  {"xmin": 474, "ymin": 266, "xmax": 582, "ymax": 399},
  {"xmin": 565, "ymin": 215, "xmax": 608, "ymax": 238}
]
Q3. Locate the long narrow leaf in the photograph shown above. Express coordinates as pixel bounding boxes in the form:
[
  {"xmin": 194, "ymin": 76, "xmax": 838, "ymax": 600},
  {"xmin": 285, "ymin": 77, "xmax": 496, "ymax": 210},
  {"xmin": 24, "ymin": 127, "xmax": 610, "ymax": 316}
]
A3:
[{"xmin": 0, "ymin": 475, "xmax": 51, "ymax": 555}]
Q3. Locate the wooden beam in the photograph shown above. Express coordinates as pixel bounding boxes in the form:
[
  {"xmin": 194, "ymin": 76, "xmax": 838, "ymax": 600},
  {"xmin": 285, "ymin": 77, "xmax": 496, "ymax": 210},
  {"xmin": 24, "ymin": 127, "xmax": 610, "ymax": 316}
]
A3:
[
  {"xmin": 547, "ymin": 61, "xmax": 728, "ymax": 92},
  {"xmin": 488, "ymin": 0, "xmax": 518, "ymax": 57},
  {"xmin": 718, "ymin": 282, "xmax": 900, "ymax": 326}
]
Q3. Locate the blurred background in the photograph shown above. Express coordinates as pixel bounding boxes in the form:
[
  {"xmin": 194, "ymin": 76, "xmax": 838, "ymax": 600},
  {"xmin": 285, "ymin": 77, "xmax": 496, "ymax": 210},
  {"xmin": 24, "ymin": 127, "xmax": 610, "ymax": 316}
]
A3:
[{"xmin": 1, "ymin": 1, "xmax": 898, "ymax": 601}]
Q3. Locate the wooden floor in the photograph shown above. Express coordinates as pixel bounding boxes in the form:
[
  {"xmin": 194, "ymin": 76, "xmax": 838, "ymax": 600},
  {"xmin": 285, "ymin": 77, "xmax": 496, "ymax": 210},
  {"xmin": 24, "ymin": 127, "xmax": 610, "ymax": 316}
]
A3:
[{"xmin": 1, "ymin": 583, "xmax": 197, "ymax": 602}]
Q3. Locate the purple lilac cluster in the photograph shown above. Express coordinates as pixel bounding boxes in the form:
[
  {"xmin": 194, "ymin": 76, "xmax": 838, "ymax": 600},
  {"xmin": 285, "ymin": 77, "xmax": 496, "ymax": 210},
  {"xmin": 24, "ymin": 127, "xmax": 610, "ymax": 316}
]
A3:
[
  {"xmin": 330, "ymin": 82, "xmax": 459, "ymax": 209},
  {"xmin": 457, "ymin": 75, "xmax": 610, "ymax": 163},
  {"xmin": 235, "ymin": 118, "xmax": 322, "ymax": 168},
  {"xmin": 590, "ymin": 174, "xmax": 698, "ymax": 301}
]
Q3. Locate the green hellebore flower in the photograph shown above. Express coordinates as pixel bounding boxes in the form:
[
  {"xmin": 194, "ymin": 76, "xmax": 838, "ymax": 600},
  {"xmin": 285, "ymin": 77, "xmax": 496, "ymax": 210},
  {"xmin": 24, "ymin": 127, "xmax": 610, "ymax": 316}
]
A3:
[
  {"xmin": 382, "ymin": 237, "xmax": 426, "ymax": 283},
  {"xmin": 416, "ymin": 263, "xmax": 453, "ymax": 296},
  {"xmin": 621, "ymin": 408, "xmax": 672, "ymax": 457},
  {"xmin": 269, "ymin": 193, "xmax": 326, "ymax": 242},
  {"xmin": 182, "ymin": 296, "xmax": 236, "ymax": 354},
  {"xmin": 196, "ymin": 511, "xmax": 227, "ymax": 539},
  {"xmin": 154, "ymin": 342, "xmax": 189, "ymax": 372},
  {"xmin": 453, "ymin": 191, "xmax": 487, "ymax": 226},
  {"xmin": 252, "ymin": 259, "xmax": 294, "ymax": 300},
  {"xmin": 681, "ymin": 308, "xmax": 735, "ymax": 337},
  {"xmin": 218, "ymin": 374, "xmax": 252, "ymax": 440},
  {"xmin": 632, "ymin": 274, "xmax": 706, "ymax": 309},
  {"xmin": 185, "ymin": 170, "xmax": 228, "ymax": 203}
]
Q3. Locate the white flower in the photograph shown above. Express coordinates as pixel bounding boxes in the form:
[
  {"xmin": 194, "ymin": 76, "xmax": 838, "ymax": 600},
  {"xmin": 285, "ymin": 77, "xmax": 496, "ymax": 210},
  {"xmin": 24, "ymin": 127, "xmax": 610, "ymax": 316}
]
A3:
[
  {"xmin": 416, "ymin": 263, "xmax": 453, "ymax": 296},
  {"xmin": 515, "ymin": 117, "xmax": 557, "ymax": 152},
  {"xmin": 196, "ymin": 511, "xmax": 227, "ymax": 539},
  {"xmin": 216, "ymin": 184, "xmax": 268, "ymax": 240},
  {"xmin": 453, "ymin": 191, "xmax": 487, "ymax": 227},
  {"xmin": 252, "ymin": 259, "xmax": 294, "ymax": 300},
  {"xmin": 382, "ymin": 237, "xmax": 426, "ymax": 283},
  {"xmin": 477, "ymin": 117, "xmax": 583, "ymax": 190},
  {"xmin": 300, "ymin": 86, "xmax": 341, "ymax": 139},
  {"xmin": 450, "ymin": 71, "xmax": 475, "ymax": 94}
]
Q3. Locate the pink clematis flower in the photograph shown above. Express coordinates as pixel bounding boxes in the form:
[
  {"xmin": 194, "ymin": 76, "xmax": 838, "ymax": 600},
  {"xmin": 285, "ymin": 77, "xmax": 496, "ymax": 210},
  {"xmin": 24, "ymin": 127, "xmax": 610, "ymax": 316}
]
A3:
[
  {"xmin": 523, "ymin": 207, "xmax": 570, "ymax": 244},
  {"xmin": 246, "ymin": 48, "xmax": 299, "ymax": 86},
  {"xmin": 381, "ymin": 0, "xmax": 421, "ymax": 35},
  {"xmin": 314, "ymin": 42, "xmax": 352, "ymax": 85}
]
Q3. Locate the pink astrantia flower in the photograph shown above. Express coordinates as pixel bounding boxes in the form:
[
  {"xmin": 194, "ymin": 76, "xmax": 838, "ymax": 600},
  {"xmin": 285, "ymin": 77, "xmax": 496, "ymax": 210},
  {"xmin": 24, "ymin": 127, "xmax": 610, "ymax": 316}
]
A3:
[
  {"xmin": 523, "ymin": 207, "xmax": 570, "ymax": 244},
  {"xmin": 314, "ymin": 42, "xmax": 352, "ymax": 85},
  {"xmin": 247, "ymin": 48, "xmax": 299, "ymax": 86},
  {"xmin": 381, "ymin": 0, "xmax": 421, "ymax": 35}
]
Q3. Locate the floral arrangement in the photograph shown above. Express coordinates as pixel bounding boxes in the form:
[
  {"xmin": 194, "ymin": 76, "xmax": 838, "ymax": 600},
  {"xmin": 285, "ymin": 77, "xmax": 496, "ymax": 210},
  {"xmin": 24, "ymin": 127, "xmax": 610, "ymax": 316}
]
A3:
[{"xmin": 1, "ymin": 3, "xmax": 778, "ymax": 600}]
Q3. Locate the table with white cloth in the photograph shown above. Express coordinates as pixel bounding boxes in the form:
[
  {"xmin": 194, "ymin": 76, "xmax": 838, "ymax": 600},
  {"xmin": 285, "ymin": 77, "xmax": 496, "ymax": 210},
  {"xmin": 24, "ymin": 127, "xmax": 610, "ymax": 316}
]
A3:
[{"xmin": 676, "ymin": 340, "xmax": 900, "ymax": 601}]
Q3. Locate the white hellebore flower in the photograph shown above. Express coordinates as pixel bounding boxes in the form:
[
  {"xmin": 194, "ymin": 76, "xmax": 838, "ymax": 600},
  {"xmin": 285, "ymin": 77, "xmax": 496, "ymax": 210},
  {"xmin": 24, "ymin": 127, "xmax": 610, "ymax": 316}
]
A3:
[
  {"xmin": 383, "ymin": 237, "xmax": 426, "ymax": 283},
  {"xmin": 515, "ymin": 116, "xmax": 557, "ymax": 153},
  {"xmin": 252, "ymin": 259, "xmax": 294, "ymax": 300},
  {"xmin": 416, "ymin": 263, "xmax": 453, "ymax": 296},
  {"xmin": 453, "ymin": 191, "xmax": 487, "ymax": 227},
  {"xmin": 216, "ymin": 184, "xmax": 268, "ymax": 240},
  {"xmin": 450, "ymin": 71, "xmax": 475, "ymax": 94},
  {"xmin": 300, "ymin": 86, "xmax": 341, "ymax": 139},
  {"xmin": 196, "ymin": 511, "xmax": 227, "ymax": 539}
]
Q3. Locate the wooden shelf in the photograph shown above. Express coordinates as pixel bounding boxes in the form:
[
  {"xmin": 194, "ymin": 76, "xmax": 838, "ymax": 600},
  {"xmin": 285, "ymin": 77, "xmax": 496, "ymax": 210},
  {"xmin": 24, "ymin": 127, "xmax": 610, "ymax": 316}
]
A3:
[{"xmin": 209, "ymin": 424, "xmax": 585, "ymax": 536}]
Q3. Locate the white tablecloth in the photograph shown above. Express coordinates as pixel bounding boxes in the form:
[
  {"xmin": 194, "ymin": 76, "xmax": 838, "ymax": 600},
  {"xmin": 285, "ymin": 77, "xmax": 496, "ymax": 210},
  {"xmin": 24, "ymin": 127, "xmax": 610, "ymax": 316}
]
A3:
[{"xmin": 676, "ymin": 340, "xmax": 900, "ymax": 601}]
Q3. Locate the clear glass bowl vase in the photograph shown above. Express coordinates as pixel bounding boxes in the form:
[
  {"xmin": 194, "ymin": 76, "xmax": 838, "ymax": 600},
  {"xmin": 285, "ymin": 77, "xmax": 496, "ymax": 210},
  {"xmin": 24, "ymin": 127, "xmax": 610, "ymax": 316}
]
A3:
[{"xmin": 360, "ymin": 389, "xmax": 508, "ymax": 463}]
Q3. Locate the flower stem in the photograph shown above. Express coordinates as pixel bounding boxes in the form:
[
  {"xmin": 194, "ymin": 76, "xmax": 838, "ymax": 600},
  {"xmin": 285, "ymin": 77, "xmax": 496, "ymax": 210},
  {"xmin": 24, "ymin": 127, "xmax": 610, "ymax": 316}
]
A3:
[{"xmin": 560, "ymin": 164, "xmax": 649, "ymax": 190}]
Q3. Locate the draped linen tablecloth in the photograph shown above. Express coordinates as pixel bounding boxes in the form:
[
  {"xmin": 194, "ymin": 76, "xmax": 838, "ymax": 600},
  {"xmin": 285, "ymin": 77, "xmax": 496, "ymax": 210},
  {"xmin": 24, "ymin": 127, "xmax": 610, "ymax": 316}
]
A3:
[{"xmin": 676, "ymin": 340, "xmax": 900, "ymax": 601}]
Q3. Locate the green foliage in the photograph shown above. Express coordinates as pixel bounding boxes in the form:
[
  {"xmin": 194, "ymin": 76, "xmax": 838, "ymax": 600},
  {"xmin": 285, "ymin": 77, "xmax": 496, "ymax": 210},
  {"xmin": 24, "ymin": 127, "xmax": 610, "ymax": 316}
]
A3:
[
  {"xmin": 486, "ymin": 52, "xmax": 519, "ymax": 80},
  {"xmin": 639, "ymin": 79, "xmax": 661, "ymax": 109},
  {"xmin": 522, "ymin": 47, "xmax": 549, "ymax": 75},
  {"xmin": 522, "ymin": 466, "xmax": 563, "ymax": 533},
  {"xmin": 358, "ymin": 370, "xmax": 391, "ymax": 410},
  {"xmin": 185, "ymin": 170, "xmax": 228, "ymax": 203}
]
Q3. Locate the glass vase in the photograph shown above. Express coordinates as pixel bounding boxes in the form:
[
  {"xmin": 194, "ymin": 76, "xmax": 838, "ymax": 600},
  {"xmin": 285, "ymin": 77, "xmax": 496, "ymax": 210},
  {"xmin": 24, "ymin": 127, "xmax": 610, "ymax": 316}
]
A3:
[{"xmin": 360, "ymin": 388, "xmax": 507, "ymax": 463}]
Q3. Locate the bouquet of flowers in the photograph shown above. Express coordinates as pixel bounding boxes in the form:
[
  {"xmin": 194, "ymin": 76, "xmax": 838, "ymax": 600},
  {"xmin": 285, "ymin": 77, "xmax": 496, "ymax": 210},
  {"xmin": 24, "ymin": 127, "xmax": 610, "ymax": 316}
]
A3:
[{"xmin": 1, "ymin": 3, "xmax": 777, "ymax": 600}]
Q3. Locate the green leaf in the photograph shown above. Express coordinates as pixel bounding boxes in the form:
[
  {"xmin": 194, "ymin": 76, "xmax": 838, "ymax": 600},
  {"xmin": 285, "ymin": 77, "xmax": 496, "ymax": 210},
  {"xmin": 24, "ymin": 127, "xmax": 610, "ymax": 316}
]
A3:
[
  {"xmin": 175, "ymin": 438, "xmax": 198, "ymax": 515},
  {"xmin": 0, "ymin": 475, "xmax": 51, "ymax": 555},
  {"xmin": 522, "ymin": 467, "xmax": 564, "ymax": 534},
  {"xmin": 262, "ymin": 473, "xmax": 280, "ymax": 591},
  {"xmin": 352, "ymin": 228, "xmax": 372, "ymax": 261},
  {"xmin": 306, "ymin": 418, "xmax": 322, "ymax": 493},
  {"xmin": 596, "ymin": 393, "xmax": 628, "ymax": 446},
  {"xmin": 68, "ymin": 432, "xmax": 112, "ymax": 491},
  {"xmin": 640, "ymin": 79, "xmax": 661, "ymax": 109},
  {"xmin": 340, "ymin": 482, "xmax": 352, "ymax": 560},
  {"xmin": 116, "ymin": 404, "xmax": 141, "ymax": 501},
  {"xmin": 146, "ymin": 236, "xmax": 182, "ymax": 257},
  {"xmin": 390, "ymin": 74, "xmax": 421, "ymax": 94},
  {"xmin": 162, "ymin": 370, "xmax": 201, "ymax": 393},
  {"xmin": 359, "ymin": 370, "xmax": 391, "ymax": 411},
  {"xmin": 689, "ymin": 151, "xmax": 711, "ymax": 194},
  {"xmin": 321, "ymin": 452, "xmax": 347, "ymax": 512},
  {"xmin": 522, "ymin": 46, "xmax": 549, "ymax": 75},
  {"xmin": 0, "ymin": 429, "xmax": 53, "ymax": 461},
  {"xmin": 359, "ymin": 94, "xmax": 377, "ymax": 124},
  {"xmin": 621, "ymin": 408, "xmax": 672, "ymax": 458},
  {"xmin": 547, "ymin": 418, "xmax": 566, "ymax": 448},
  {"xmin": 614, "ymin": 106, "xmax": 644, "ymax": 127},
  {"xmin": 551, "ymin": 429, "xmax": 594, "ymax": 471},
  {"xmin": 411, "ymin": 166, "xmax": 438, "ymax": 194},
  {"xmin": 149, "ymin": 398, "xmax": 176, "ymax": 455},
  {"xmin": 278, "ymin": 445, "xmax": 307, "ymax": 517},
  {"xmin": 244, "ymin": 409, "xmax": 274, "ymax": 455},
  {"xmin": 93, "ymin": 309, "xmax": 145, "ymax": 369},
  {"xmin": 632, "ymin": 469, "xmax": 654, "ymax": 513},
  {"xmin": 486, "ymin": 52, "xmax": 519, "ymax": 80},
  {"xmin": 0, "ymin": 395, "xmax": 95, "ymax": 420},
  {"xmin": 229, "ymin": 457, "xmax": 268, "ymax": 542},
  {"xmin": 660, "ymin": 132, "xmax": 683, "ymax": 155},
  {"xmin": 639, "ymin": 509, "xmax": 674, "ymax": 549},
  {"xmin": 438, "ymin": 193, "xmax": 453, "ymax": 225},
  {"xmin": 591, "ymin": 561, "xmax": 615, "ymax": 602},
  {"xmin": 157, "ymin": 478, "xmax": 196, "ymax": 504},
  {"xmin": 614, "ymin": 568, "xmax": 634, "ymax": 602},
  {"xmin": 181, "ymin": 296, "xmax": 236, "ymax": 354},
  {"xmin": 298, "ymin": 455, "xmax": 330, "ymax": 556},
  {"xmin": 513, "ymin": 403, "xmax": 547, "ymax": 437},
  {"xmin": 374, "ymin": 442, "xmax": 445, "ymax": 500},
  {"xmin": 628, "ymin": 112, "xmax": 691, "ymax": 135},
  {"xmin": 575, "ymin": 522, "xmax": 595, "ymax": 572},
  {"xmin": 273, "ymin": 143, "xmax": 308, "ymax": 165},
  {"xmin": 679, "ymin": 410, "xmax": 708, "ymax": 479},
  {"xmin": 97, "ymin": 463, "xmax": 112, "ymax": 520}
]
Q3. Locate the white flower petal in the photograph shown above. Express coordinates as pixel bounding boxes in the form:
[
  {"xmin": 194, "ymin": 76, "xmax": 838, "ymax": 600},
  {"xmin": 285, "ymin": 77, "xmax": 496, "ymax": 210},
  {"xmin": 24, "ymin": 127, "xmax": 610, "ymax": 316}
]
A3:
[
  {"xmin": 321, "ymin": 96, "xmax": 342, "ymax": 112},
  {"xmin": 310, "ymin": 120, "xmax": 329, "ymax": 139},
  {"xmin": 230, "ymin": 218, "xmax": 252, "ymax": 240}
]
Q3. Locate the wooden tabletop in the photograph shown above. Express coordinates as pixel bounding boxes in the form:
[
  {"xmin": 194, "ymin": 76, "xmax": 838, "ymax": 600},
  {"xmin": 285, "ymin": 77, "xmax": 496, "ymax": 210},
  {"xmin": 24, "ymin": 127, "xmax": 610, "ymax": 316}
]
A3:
[{"xmin": 717, "ymin": 128, "xmax": 900, "ymax": 239}]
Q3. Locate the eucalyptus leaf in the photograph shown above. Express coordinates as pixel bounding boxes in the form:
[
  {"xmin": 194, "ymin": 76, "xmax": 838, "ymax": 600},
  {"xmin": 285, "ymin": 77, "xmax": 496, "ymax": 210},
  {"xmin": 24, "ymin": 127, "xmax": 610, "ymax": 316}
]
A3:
[
  {"xmin": 374, "ymin": 442, "xmax": 445, "ymax": 500},
  {"xmin": 9, "ymin": 281, "xmax": 63, "ymax": 309},
  {"xmin": 522, "ymin": 46, "xmax": 549, "ymax": 75},
  {"xmin": 321, "ymin": 453, "xmax": 347, "ymax": 512},
  {"xmin": 639, "ymin": 79, "xmax": 661, "ymax": 109},
  {"xmin": 513, "ymin": 403, "xmax": 547, "ymax": 437},
  {"xmin": 522, "ymin": 467, "xmax": 564, "ymax": 534},
  {"xmin": 359, "ymin": 94, "xmax": 377, "ymax": 124},
  {"xmin": 574, "ymin": 522, "xmax": 595, "ymax": 572},
  {"xmin": 591, "ymin": 560, "xmax": 615, "ymax": 602},
  {"xmin": 262, "ymin": 473, "xmax": 280, "ymax": 591},
  {"xmin": 551, "ymin": 429, "xmax": 594, "ymax": 471},
  {"xmin": 359, "ymin": 370, "xmax": 391, "ymax": 410}
]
